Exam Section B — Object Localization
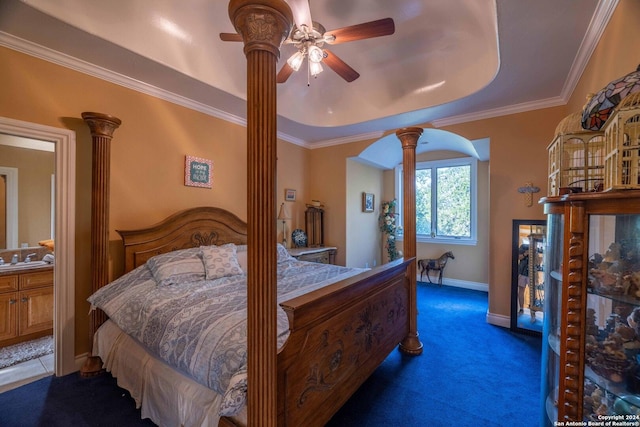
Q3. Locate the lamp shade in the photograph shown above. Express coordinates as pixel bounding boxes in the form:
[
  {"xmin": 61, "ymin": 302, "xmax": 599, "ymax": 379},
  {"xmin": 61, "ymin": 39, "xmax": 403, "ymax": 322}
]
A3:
[
  {"xmin": 309, "ymin": 61, "xmax": 323, "ymax": 77},
  {"xmin": 582, "ymin": 64, "xmax": 640, "ymax": 131},
  {"xmin": 278, "ymin": 203, "xmax": 290, "ymax": 220},
  {"xmin": 287, "ymin": 51, "xmax": 304, "ymax": 71}
]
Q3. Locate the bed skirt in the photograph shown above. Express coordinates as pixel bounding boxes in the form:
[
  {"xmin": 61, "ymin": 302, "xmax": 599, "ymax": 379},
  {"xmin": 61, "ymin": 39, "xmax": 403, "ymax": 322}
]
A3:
[{"xmin": 94, "ymin": 320, "xmax": 247, "ymax": 427}]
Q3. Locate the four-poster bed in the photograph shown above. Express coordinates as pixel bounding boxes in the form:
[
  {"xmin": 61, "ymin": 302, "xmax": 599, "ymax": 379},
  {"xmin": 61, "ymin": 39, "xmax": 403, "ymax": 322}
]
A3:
[
  {"xmin": 81, "ymin": 1, "xmax": 424, "ymax": 425},
  {"xmin": 89, "ymin": 206, "xmax": 416, "ymax": 426}
]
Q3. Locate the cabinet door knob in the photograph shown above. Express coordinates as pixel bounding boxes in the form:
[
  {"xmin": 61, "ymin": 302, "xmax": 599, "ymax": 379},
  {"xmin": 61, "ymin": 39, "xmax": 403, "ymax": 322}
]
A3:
[
  {"xmin": 21, "ymin": 297, "xmax": 28, "ymax": 303},
  {"xmin": 9, "ymin": 299, "xmax": 16, "ymax": 304}
]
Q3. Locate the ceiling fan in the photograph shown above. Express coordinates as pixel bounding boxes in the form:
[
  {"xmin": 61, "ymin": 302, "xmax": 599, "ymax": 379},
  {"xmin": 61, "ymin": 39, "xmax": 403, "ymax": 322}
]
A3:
[{"xmin": 220, "ymin": 0, "xmax": 395, "ymax": 84}]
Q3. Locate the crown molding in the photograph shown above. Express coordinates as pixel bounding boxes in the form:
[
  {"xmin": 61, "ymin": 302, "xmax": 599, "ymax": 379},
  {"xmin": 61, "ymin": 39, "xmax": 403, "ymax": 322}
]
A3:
[
  {"xmin": 0, "ymin": 0, "xmax": 617, "ymax": 147},
  {"xmin": 0, "ymin": 31, "xmax": 310, "ymax": 148},
  {"xmin": 432, "ymin": 96, "xmax": 566, "ymax": 128},
  {"xmin": 433, "ymin": 0, "xmax": 617, "ymax": 129},
  {"xmin": 560, "ymin": 0, "xmax": 619, "ymax": 100},
  {"xmin": 308, "ymin": 130, "xmax": 386, "ymax": 149}
]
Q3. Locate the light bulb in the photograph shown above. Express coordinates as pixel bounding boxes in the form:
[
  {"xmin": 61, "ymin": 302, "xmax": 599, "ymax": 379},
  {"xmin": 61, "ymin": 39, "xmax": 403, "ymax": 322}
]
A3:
[{"xmin": 287, "ymin": 51, "xmax": 304, "ymax": 71}]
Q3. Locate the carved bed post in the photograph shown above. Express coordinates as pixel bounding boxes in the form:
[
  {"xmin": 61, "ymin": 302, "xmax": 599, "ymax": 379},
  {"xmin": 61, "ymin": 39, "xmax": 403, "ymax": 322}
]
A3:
[
  {"xmin": 228, "ymin": 1, "xmax": 292, "ymax": 424},
  {"xmin": 80, "ymin": 112, "xmax": 121, "ymax": 377},
  {"xmin": 396, "ymin": 127, "xmax": 424, "ymax": 355}
]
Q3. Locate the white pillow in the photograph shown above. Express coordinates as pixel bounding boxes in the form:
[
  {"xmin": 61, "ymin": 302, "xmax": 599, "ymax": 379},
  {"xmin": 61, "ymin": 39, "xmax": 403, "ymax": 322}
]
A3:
[
  {"xmin": 236, "ymin": 245, "xmax": 248, "ymax": 273},
  {"xmin": 200, "ymin": 244, "xmax": 244, "ymax": 280},
  {"xmin": 146, "ymin": 247, "xmax": 205, "ymax": 286},
  {"xmin": 236, "ymin": 244, "xmax": 292, "ymax": 270}
]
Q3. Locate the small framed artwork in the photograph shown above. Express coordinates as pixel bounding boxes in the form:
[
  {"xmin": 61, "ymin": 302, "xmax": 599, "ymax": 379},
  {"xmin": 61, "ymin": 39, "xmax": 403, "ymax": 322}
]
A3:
[
  {"xmin": 185, "ymin": 155, "xmax": 213, "ymax": 188},
  {"xmin": 362, "ymin": 192, "xmax": 374, "ymax": 212},
  {"xmin": 285, "ymin": 188, "xmax": 296, "ymax": 201}
]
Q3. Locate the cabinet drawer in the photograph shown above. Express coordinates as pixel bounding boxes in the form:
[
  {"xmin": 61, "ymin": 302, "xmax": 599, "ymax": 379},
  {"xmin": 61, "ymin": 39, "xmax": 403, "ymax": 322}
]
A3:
[
  {"xmin": 20, "ymin": 270, "xmax": 53, "ymax": 290},
  {"xmin": 299, "ymin": 251, "xmax": 330, "ymax": 264},
  {"xmin": 0, "ymin": 275, "xmax": 18, "ymax": 292}
]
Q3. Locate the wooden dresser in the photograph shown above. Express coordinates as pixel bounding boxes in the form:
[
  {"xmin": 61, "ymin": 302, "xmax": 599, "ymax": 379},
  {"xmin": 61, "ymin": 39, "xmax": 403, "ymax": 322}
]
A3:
[
  {"xmin": 0, "ymin": 265, "xmax": 53, "ymax": 347},
  {"xmin": 288, "ymin": 247, "xmax": 337, "ymax": 264}
]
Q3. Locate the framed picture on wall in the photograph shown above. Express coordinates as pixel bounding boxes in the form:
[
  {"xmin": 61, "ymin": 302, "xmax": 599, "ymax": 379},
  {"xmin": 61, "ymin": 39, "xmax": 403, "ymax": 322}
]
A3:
[
  {"xmin": 362, "ymin": 192, "xmax": 374, "ymax": 212},
  {"xmin": 185, "ymin": 155, "xmax": 212, "ymax": 188},
  {"xmin": 285, "ymin": 188, "xmax": 296, "ymax": 201}
]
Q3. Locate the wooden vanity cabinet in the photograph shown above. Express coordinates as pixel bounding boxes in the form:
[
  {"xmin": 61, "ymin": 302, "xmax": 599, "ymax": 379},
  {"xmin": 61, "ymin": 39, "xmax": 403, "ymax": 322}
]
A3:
[{"xmin": 0, "ymin": 267, "xmax": 53, "ymax": 346}]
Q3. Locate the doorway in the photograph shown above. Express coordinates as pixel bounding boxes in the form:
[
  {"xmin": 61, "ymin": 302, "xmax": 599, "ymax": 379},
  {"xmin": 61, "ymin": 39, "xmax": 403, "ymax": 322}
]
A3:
[
  {"xmin": 510, "ymin": 219, "xmax": 546, "ymax": 336},
  {"xmin": 0, "ymin": 117, "xmax": 76, "ymax": 377}
]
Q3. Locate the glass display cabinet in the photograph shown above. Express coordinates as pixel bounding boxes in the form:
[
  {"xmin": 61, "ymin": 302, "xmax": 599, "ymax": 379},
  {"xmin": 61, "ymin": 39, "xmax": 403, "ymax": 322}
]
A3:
[{"xmin": 541, "ymin": 190, "xmax": 640, "ymax": 426}]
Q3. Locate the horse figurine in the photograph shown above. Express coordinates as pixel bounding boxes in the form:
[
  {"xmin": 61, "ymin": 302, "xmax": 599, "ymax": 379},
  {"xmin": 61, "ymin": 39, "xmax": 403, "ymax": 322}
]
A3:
[{"xmin": 418, "ymin": 251, "xmax": 455, "ymax": 285}]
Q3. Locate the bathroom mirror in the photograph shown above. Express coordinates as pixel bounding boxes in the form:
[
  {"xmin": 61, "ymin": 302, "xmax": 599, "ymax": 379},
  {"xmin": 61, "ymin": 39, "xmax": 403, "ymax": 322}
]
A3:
[
  {"xmin": 510, "ymin": 219, "xmax": 546, "ymax": 336},
  {"xmin": 0, "ymin": 133, "xmax": 55, "ymax": 250}
]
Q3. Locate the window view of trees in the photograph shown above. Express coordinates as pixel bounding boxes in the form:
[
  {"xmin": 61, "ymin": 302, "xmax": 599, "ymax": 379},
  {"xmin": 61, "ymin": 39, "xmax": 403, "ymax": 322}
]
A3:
[
  {"xmin": 436, "ymin": 165, "xmax": 470, "ymax": 237},
  {"xmin": 416, "ymin": 168, "xmax": 432, "ymax": 235},
  {"xmin": 399, "ymin": 157, "xmax": 475, "ymax": 243}
]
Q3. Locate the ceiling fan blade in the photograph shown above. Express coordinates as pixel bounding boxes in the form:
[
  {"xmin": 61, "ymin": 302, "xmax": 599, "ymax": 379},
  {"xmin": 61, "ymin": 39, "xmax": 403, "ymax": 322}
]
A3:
[
  {"xmin": 326, "ymin": 18, "xmax": 395, "ymax": 44},
  {"xmin": 277, "ymin": 63, "xmax": 295, "ymax": 84},
  {"xmin": 220, "ymin": 33, "xmax": 243, "ymax": 42},
  {"xmin": 287, "ymin": 0, "xmax": 313, "ymax": 30},
  {"xmin": 323, "ymin": 49, "xmax": 360, "ymax": 82}
]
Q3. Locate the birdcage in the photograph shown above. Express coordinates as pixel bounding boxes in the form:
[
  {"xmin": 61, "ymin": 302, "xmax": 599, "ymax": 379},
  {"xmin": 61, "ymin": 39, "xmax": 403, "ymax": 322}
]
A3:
[
  {"xmin": 547, "ymin": 111, "xmax": 605, "ymax": 196},
  {"xmin": 603, "ymin": 91, "xmax": 640, "ymax": 191}
]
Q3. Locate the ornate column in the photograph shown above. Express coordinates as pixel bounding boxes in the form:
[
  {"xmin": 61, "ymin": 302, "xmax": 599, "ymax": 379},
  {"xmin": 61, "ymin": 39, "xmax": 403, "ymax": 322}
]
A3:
[
  {"xmin": 559, "ymin": 202, "xmax": 586, "ymax": 420},
  {"xmin": 396, "ymin": 127, "xmax": 424, "ymax": 355},
  {"xmin": 228, "ymin": 1, "xmax": 292, "ymax": 424},
  {"xmin": 80, "ymin": 112, "xmax": 121, "ymax": 377}
]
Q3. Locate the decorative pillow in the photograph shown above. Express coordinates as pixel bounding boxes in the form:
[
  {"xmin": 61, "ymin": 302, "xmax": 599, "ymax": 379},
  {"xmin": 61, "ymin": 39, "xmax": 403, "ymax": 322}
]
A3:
[
  {"xmin": 228, "ymin": 244, "xmax": 291, "ymax": 273},
  {"xmin": 146, "ymin": 247, "xmax": 205, "ymax": 286},
  {"xmin": 236, "ymin": 245, "xmax": 248, "ymax": 273},
  {"xmin": 200, "ymin": 244, "xmax": 244, "ymax": 280}
]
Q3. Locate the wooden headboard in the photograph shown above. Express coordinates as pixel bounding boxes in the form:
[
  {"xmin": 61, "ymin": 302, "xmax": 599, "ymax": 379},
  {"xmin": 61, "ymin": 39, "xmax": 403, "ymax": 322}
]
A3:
[{"xmin": 116, "ymin": 206, "xmax": 248, "ymax": 273}]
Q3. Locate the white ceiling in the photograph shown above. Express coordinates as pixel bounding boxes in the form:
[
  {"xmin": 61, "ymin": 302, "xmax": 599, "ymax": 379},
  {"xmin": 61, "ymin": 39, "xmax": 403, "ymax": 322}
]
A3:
[{"xmin": 0, "ymin": 0, "xmax": 615, "ymax": 148}]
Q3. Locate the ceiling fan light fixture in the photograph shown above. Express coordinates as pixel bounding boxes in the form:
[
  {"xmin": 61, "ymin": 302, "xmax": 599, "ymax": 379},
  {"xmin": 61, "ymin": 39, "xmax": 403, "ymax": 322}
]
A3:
[
  {"xmin": 309, "ymin": 61, "xmax": 323, "ymax": 77},
  {"xmin": 287, "ymin": 51, "xmax": 304, "ymax": 71},
  {"xmin": 308, "ymin": 45, "xmax": 324, "ymax": 63}
]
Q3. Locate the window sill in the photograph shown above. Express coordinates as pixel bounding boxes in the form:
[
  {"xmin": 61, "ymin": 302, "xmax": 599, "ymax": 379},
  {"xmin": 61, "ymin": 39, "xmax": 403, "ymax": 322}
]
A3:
[{"xmin": 397, "ymin": 235, "xmax": 477, "ymax": 246}]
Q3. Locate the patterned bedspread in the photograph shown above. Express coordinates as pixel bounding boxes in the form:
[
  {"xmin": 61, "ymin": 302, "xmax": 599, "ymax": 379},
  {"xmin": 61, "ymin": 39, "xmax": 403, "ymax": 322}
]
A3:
[{"xmin": 88, "ymin": 255, "xmax": 364, "ymax": 416}]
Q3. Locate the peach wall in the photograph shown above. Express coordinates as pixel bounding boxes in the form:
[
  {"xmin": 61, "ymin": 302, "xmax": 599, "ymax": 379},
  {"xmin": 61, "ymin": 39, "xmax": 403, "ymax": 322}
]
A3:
[
  {"xmin": 0, "ymin": 46, "xmax": 308, "ymax": 354},
  {"xmin": 276, "ymin": 141, "xmax": 309, "ymax": 246},
  {"xmin": 346, "ymin": 159, "xmax": 383, "ymax": 268},
  {"xmin": 567, "ymin": 0, "xmax": 640, "ymax": 114},
  {"xmin": 0, "ymin": 0, "xmax": 637, "ymax": 355},
  {"xmin": 441, "ymin": 107, "xmax": 566, "ymax": 320},
  {"xmin": 307, "ymin": 138, "xmax": 377, "ymax": 266}
]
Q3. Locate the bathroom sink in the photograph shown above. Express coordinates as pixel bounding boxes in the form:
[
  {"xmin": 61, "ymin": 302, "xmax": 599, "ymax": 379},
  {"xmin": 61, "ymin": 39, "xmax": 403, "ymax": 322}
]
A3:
[{"xmin": 0, "ymin": 261, "xmax": 50, "ymax": 271}]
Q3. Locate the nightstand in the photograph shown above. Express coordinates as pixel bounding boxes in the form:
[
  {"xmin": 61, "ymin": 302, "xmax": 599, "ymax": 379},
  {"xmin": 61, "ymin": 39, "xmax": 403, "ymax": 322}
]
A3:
[{"xmin": 287, "ymin": 247, "xmax": 337, "ymax": 265}]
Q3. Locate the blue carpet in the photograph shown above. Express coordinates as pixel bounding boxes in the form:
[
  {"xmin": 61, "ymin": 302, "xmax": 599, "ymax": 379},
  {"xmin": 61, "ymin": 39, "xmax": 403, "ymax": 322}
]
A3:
[
  {"xmin": 327, "ymin": 283, "xmax": 542, "ymax": 427},
  {"xmin": 0, "ymin": 282, "xmax": 541, "ymax": 426}
]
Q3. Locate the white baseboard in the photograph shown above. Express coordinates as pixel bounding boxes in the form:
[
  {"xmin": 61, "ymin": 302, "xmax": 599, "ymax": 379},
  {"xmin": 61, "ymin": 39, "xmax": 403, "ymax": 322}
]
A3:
[
  {"xmin": 74, "ymin": 352, "xmax": 88, "ymax": 372},
  {"xmin": 418, "ymin": 275, "xmax": 488, "ymax": 293},
  {"xmin": 486, "ymin": 311, "xmax": 510, "ymax": 328}
]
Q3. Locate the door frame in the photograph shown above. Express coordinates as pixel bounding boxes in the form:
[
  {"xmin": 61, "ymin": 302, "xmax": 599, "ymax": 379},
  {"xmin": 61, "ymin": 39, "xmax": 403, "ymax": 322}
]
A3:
[{"xmin": 0, "ymin": 116, "xmax": 76, "ymax": 375}]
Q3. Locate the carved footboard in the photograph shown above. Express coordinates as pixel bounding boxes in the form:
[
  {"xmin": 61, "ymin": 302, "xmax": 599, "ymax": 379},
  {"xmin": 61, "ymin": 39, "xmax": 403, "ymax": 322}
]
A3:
[{"xmin": 276, "ymin": 258, "xmax": 413, "ymax": 426}]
